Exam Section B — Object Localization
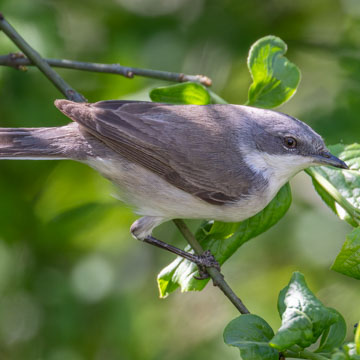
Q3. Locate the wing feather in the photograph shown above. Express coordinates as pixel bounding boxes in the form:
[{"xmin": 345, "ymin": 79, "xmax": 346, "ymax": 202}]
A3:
[{"xmin": 55, "ymin": 100, "xmax": 255, "ymax": 205}]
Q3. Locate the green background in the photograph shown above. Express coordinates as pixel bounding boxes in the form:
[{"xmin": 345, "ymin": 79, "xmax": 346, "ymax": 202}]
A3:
[{"xmin": 0, "ymin": 0, "xmax": 359, "ymax": 359}]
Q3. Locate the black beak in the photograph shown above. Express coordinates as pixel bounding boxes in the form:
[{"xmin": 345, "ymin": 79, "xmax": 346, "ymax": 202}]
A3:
[{"xmin": 313, "ymin": 152, "xmax": 349, "ymax": 169}]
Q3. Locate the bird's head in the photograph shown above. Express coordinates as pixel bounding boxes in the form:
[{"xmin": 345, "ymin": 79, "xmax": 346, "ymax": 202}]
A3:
[{"xmin": 239, "ymin": 107, "xmax": 348, "ymax": 182}]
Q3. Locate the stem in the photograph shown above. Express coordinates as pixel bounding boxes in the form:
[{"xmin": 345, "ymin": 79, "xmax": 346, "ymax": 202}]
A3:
[
  {"xmin": 284, "ymin": 349, "xmax": 330, "ymax": 360},
  {"xmin": 0, "ymin": 14, "xmax": 86, "ymax": 102},
  {"xmin": 208, "ymin": 89, "xmax": 228, "ymax": 104},
  {"xmin": 0, "ymin": 53, "xmax": 212, "ymax": 86},
  {"xmin": 172, "ymin": 219, "xmax": 250, "ymax": 314}
]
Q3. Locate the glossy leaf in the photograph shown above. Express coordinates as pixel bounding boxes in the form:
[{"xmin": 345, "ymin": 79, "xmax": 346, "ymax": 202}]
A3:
[
  {"xmin": 247, "ymin": 35, "xmax": 301, "ymax": 108},
  {"xmin": 149, "ymin": 82, "xmax": 211, "ymax": 105},
  {"xmin": 157, "ymin": 183, "xmax": 292, "ymax": 297},
  {"xmin": 316, "ymin": 309, "xmax": 347, "ymax": 353},
  {"xmin": 332, "ymin": 227, "xmax": 360, "ymax": 280},
  {"xmin": 223, "ymin": 314, "xmax": 279, "ymax": 360},
  {"xmin": 270, "ymin": 272, "xmax": 339, "ymax": 351},
  {"xmin": 307, "ymin": 144, "xmax": 360, "ymax": 280},
  {"xmin": 306, "ymin": 143, "xmax": 360, "ymax": 228}
]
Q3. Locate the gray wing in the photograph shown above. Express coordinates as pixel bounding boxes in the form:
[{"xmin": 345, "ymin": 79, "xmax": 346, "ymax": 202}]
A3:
[{"xmin": 55, "ymin": 100, "xmax": 255, "ymax": 205}]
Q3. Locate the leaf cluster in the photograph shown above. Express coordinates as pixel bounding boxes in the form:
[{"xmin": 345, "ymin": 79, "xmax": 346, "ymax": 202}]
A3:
[{"xmin": 224, "ymin": 272, "xmax": 359, "ymax": 360}]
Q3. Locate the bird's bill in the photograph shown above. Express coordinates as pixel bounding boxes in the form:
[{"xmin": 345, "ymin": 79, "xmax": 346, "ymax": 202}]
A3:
[{"xmin": 312, "ymin": 152, "xmax": 349, "ymax": 169}]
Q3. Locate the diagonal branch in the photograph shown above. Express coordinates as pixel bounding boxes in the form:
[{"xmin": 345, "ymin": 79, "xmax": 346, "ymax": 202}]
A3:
[
  {"xmin": 173, "ymin": 219, "xmax": 250, "ymax": 314},
  {"xmin": 0, "ymin": 13, "xmax": 85, "ymax": 102},
  {"xmin": 0, "ymin": 53, "xmax": 212, "ymax": 86}
]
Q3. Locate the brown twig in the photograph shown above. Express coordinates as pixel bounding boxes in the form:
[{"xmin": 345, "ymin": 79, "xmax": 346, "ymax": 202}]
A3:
[
  {"xmin": 173, "ymin": 219, "xmax": 250, "ymax": 314},
  {"xmin": 0, "ymin": 53, "xmax": 212, "ymax": 86},
  {"xmin": 0, "ymin": 14, "xmax": 85, "ymax": 102}
]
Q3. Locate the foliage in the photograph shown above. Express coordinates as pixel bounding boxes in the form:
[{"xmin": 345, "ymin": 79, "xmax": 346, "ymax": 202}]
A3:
[
  {"xmin": 223, "ymin": 314, "xmax": 278, "ymax": 360},
  {"xmin": 149, "ymin": 82, "xmax": 211, "ymax": 104},
  {"xmin": 247, "ymin": 36, "xmax": 301, "ymax": 108},
  {"xmin": 332, "ymin": 228, "xmax": 360, "ymax": 279},
  {"xmin": 271, "ymin": 272, "xmax": 341, "ymax": 350},
  {"xmin": 306, "ymin": 144, "xmax": 360, "ymax": 279},
  {"xmin": 224, "ymin": 271, "xmax": 359, "ymax": 360}
]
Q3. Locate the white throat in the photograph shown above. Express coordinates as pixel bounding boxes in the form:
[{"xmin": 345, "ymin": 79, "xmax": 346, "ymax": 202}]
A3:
[{"xmin": 244, "ymin": 150, "xmax": 312, "ymax": 199}]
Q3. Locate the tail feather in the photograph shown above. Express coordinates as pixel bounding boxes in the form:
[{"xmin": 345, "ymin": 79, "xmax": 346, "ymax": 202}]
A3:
[{"xmin": 0, "ymin": 124, "xmax": 84, "ymax": 160}]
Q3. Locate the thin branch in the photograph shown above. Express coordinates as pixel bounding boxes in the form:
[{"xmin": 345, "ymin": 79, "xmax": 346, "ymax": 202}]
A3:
[
  {"xmin": 173, "ymin": 219, "xmax": 250, "ymax": 315},
  {"xmin": 0, "ymin": 14, "xmax": 86, "ymax": 102},
  {"xmin": 0, "ymin": 53, "xmax": 213, "ymax": 86}
]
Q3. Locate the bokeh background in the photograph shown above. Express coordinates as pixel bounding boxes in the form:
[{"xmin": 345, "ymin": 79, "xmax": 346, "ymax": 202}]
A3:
[{"xmin": 0, "ymin": 0, "xmax": 359, "ymax": 359}]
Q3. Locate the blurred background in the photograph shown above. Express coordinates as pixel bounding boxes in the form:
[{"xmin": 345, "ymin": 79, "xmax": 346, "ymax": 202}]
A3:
[{"xmin": 0, "ymin": 0, "xmax": 359, "ymax": 359}]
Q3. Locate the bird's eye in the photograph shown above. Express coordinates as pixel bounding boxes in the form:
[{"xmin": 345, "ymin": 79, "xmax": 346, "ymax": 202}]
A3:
[{"xmin": 284, "ymin": 136, "xmax": 297, "ymax": 149}]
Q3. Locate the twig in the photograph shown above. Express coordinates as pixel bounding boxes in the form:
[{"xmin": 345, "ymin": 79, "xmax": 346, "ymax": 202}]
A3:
[
  {"xmin": 173, "ymin": 219, "xmax": 250, "ymax": 314},
  {"xmin": 0, "ymin": 14, "xmax": 86, "ymax": 102},
  {"xmin": 0, "ymin": 53, "xmax": 213, "ymax": 86}
]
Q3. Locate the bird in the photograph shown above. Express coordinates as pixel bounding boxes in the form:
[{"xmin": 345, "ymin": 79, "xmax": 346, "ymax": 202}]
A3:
[{"xmin": 0, "ymin": 100, "xmax": 348, "ymax": 269}]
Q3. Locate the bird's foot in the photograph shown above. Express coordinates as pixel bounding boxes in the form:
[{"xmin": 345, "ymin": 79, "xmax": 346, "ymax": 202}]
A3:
[
  {"xmin": 193, "ymin": 250, "xmax": 221, "ymax": 280},
  {"xmin": 141, "ymin": 235, "xmax": 220, "ymax": 278}
]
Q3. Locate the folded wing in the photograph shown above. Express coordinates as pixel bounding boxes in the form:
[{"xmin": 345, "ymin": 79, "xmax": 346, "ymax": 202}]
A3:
[{"xmin": 55, "ymin": 100, "xmax": 255, "ymax": 205}]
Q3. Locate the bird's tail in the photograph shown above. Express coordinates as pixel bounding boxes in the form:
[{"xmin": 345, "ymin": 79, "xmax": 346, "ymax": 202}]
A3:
[{"xmin": 0, "ymin": 124, "xmax": 83, "ymax": 160}]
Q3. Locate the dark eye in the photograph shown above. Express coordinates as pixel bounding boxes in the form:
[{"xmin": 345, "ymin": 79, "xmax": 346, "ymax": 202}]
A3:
[{"xmin": 284, "ymin": 136, "xmax": 297, "ymax": 149}]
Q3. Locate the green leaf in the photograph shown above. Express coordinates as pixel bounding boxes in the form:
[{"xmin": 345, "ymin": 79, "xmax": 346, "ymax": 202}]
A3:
[
  {"xmin": 306, "ymin": 143, "xmax": 360, "ymax": 227},
  {"xmin": 157, "ymin": 183, "xmax": 291, "ymax": 297},
  {"xmin": 157, "ymin": 257, "xmax": 182, "ymax": 297},
  {"xmin": 307, "ymin": 144, "xmax": 360, "ymax": 280},
  {"xmin": 149, "ymin": 82, "xmax": 211, "ymax": 105},
  {"xmin": 332, "ymin": 228, "xmax": 360, "ymax": 280},
  {"xmin": 329, "ymin": 325, "xmax": 360, "ymax": 360},
  {"xmin": 270, "ymin": 272, "xmax": 339, "ymax": 351},
  {"xmin": 316, "ymin": 309, "xmax": 347, "ymax": 353},
  {"xmin": 247, "ymin": 35, "xmax": 301, "ymax": 108},
  {"xmin": 223, "ymin": 314, "xmax": 279, "ymax": 360}
]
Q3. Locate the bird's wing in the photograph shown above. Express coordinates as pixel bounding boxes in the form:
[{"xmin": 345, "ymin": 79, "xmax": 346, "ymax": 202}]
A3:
[{"xmin": 55, "ymin": 100, "xmax": 255, "ymax": 205}]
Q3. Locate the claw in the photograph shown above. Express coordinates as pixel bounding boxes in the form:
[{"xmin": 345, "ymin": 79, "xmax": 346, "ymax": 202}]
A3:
[
  {"xmin": 194, "ymin": 265, "xmax": 210, "ymax": 280},
  {"xmin": 193, "ymin": 250, "xmax": 221, "ymax": 280}
]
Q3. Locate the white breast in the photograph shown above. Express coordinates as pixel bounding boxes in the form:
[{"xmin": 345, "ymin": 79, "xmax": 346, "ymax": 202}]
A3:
[{"xmin": 85, "ymin": 150, "xmax": 311, "ymax": 224}]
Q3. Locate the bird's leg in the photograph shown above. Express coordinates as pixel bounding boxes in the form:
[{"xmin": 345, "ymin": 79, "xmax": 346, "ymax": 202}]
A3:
[
  {"xmin": 131, "ymin": 216, "xmax": 220, "ymax": 276},
  {"xmin": 143, "ymin": 235, "xmax": 220, "ymax": 272}
]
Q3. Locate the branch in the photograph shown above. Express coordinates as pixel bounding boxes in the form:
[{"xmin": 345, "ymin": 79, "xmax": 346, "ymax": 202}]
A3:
[
  {"xmin": 0, "ymin": 14, "xmax": 85, "ymax": 102},
  {"xmin": 173, "ymin": 219, "xmax": 250, "ymax": 314},
  {"xmin": 0, "ymin": 53, "xmax": 212, "ymax": 87}
]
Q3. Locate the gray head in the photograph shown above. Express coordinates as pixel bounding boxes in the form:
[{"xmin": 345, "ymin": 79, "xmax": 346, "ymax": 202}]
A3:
[{"xmin": 235, "ymin": 106, "xmax": 347, "ymax": 181}]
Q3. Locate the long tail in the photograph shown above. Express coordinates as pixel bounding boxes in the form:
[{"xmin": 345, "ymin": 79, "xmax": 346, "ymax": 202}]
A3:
[{"xmin": 0, "ymin": 123, "xmax": 85, "ymax": 160}]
